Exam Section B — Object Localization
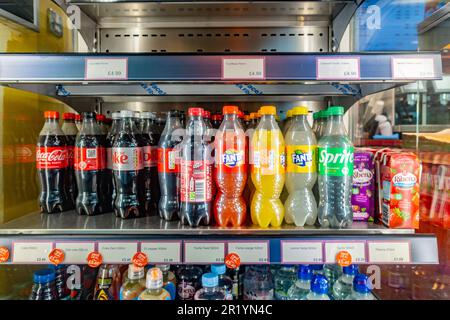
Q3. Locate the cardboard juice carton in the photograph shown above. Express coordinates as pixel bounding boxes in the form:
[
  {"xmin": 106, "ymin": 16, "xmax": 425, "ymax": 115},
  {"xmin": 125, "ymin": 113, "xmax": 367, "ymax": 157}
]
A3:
[{"xmin": 352, "ymin": 149, "xmax": 375, "ymax": 222}]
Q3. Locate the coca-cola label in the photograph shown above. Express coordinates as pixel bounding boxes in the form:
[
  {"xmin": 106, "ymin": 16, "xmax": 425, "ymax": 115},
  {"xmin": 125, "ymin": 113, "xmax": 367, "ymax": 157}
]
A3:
[
  {"xmin": 143, "ymin": 146, "xmax": 158, "ymax": 168},
  {"xmin": 15, "ymin": 144, "xmax": 35, "ymax": 163},
  {"xmin": 74, "ymin": 147, "xmax": 106, "ymax": 171},
  {"xmin": 157, "ymin": 148, "xmax": 179, "ymax": 173},
  {"xmin": 67, "ymin": 146, "xmax": 74, "ymax": 166},
  {"xmin": 393, "ymin": 172, "xmax": 417, "ymax": 189},
  {"xmin": 180, "ymin": 160, "xmax": 212, "ymax": 202},
  {"xmin": 112, "ymin": 147, "xmax": 144, "ymax": 171},
  {"xmin": 36, "ymin": 147, "xmax": 69, "ymax": 169}
]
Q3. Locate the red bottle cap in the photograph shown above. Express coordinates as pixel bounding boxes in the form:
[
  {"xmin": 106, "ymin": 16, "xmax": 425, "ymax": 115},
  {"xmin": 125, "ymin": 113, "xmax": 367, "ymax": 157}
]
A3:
[
  {"xmin": 96, "ymin": 114, "xmax": 106, "ymax": 122},
  {"xmin": 203, "ymin": 110, "xmax": 211, "ymax": 119},
  {"xmin": 62, "ymin": 112, "xmax": 75, "ymax": 120},
  {"xmin": 237, "ymin": 110, "xmax": 244, "ymax": 119},
  {"xmin": 211, "ymin": 114, "xmax": 223, "ymax": 121},
  {"xmin": 223, "ymin": 106, "xmax": 239, "ymax": 115},
  {"xmin": 188, "ymin": 107, "xmax": 204, "ymax": 116},
  {"xmin": 75, "ymin": 114, "xmax": 81, "ymax": 121},
  {"xmin": 44, "ymin": 111, "xmax": 59, "ymax": 119}
]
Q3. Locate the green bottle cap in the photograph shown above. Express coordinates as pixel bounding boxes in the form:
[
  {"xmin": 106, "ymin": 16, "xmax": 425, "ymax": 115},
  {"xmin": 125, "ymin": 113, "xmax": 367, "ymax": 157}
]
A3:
[
  {"xmin": 327, "ymin": 106, "xmax": 344, "ymax": 116},
  {"xmin": 313, "ymin": 111, "xmax": 321, "ymax": 120},
  {"xmin": 321, "ymin": 109, "xmax": 330, "ymax": 118}
]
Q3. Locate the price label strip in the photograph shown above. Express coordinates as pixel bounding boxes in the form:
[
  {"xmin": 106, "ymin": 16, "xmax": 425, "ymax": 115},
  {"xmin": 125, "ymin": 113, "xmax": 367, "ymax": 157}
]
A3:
[
  {"xmin": 55, "ymin": 242, "xmax": 95, "ymax": 264},
  {"xmin": 281, "ymin": 241, "xmax": 323, "ymax": 264},
  {"xmin": 367, "ymin": 241, "xmax": 411, "ymax": 264},
  {"xmin": 140, "ymin": 241, "xmax": 182, "ymax": 264},
  {"xmin": 12, "ymin": 241, "xmax": 53, "ymax": 264},
  {"xmin": 222, "ymin": 58, "xmax": 265, "ymax": 80},
  {"xmin": 324, "ymin": 241, "xmax": 366, "ymax": 264},
  {"xmin": 85, "ymin": 58, "xmax": 128, "ymax": 80},
  {"xmin": 391, "ymin": 57, "xmax": 435, "ymax": 79},
  {"xmin": 184, "ymin": 241, "xmax": 225, "ymax": 264},
  {"xmin": 316, "ymin": 57, "xmax": 360, "ymax": 80},
  {"xmin": 227, "ymin": 241, "xmax": 269, "ymax": 264},
  {"xmin": 98, "ymin": 242, "xmax": 137, "ymax": 264}
]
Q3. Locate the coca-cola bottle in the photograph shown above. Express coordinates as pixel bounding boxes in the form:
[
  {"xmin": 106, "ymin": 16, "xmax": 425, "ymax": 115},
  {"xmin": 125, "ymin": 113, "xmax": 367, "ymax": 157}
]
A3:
[
  {"xmin": 112, "ymin": 110, "xmax": 144, "ymax": 219},
  {"xmin": 142, "ymin": 112, "xmax": 160, "ymax": 214},
  {"xmin": 106, "ymin": 112, "xmax": 121, "ymax": 210},
  {"xmin": 157, "ymin": 110, "xmax": 182, "ymax": 221},
  {"xmin": 179, "ymin": 107, "xmax": 213, "ymax": 227},
  {"xmin": 97, "ymin": 113, "xmax": 113, "ymax": 213},
  {"xmin": 74, "ymin": 112, "xmax": 107, "ymax": 215},
  {"xmin": 36, "ymin": 111, "xmax": 72, "ymax": 213},
  {"xmin": 61, "ymin": 112, "xmax": 78, "ymax": 206},
  {"xmin": 75, "ymin": 114, "xmax": 82, "ymax": 131},
  {"xmin": 96, "ymin": 114, "xmax": 108, "ymax": 136}
]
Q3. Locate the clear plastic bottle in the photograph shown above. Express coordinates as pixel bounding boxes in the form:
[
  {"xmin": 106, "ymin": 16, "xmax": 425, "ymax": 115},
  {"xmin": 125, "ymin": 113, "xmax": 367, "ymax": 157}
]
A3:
[
  {"xmin": 120, "ymin": 264, "xmax": 146, "ymax": 300},
  {"xmin": 312, "ymin": 110, "xmax": 327, "ymax": 204},
  {"xmin": 176, "ymin": 265, "xmax": 203, "ymax": 300},
  {"xmin": 61, "ymin": 112, "xmax": 78, "ymax": 207},
  {"xmin": 332, "ymin": 264, "xmax": 359, "ymax": 300},
  {"xmin": 194, "ymin": 273, "xmax": 226, "ymax": 300},
  {"xmin": 211, "ymin": 264, "xmax": 233, "ymax": 300},
  {"xmin": 138, "ymin": 268, "xmax": 171, "ymax": 300},
  {"xmin": 274, "ymin": 265, "xmax": 297, "ymax": 300},
  {"xmin": 323, "ymin": 264, "xmax": 342, "ymax": 289},
  {"xmin": 346, "ymin": 274, "xmax": 376, "ymax": 300},
  {"xmin": 284, "ymin": 106, "xmax": 318, "ymax": 226},
  {"xmin": 243, "ymin": 265, "xmax": 274, "ymax": 300},
  {"xmin": 287, "ymin": 265, "xmax": 312, "ymax": 300},
  {"xmin": 29, "ymin": 269, "xmax": 58, "ymax": 300},
  {"xmin": 156, "ymin": 264, "xmax": 177, "ymax": 300},
  {"xmin": 305, "ymin": 274, "xmax": 330, "ymax": 300},
  {"xmin": 309, "ymin": 264, "xmax": 324, "ymax": 275},
  {"xmin": 318, "ymin": 106, "xmax": 354, "ymax": 229}
]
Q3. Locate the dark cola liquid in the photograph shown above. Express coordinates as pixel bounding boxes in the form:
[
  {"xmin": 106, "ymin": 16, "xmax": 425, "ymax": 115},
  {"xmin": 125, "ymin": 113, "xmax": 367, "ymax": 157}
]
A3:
[
  {"xmin": 176, "ymin": 265, "xmax": 203, "ymax": 300},
  {"xmin": 99, "ymin": 133, "xmax": 114, "ymax": 213},
  {"xmin": 65, "ymin": 134, "xmax": 77, "ymax": 206},
  {"xmin": 137, "ymin": 133, "xmax": 152, "ymax": 215},
  {"xmin": 37, "ymin": 134, "xmax": 73, "ymax": 213}
]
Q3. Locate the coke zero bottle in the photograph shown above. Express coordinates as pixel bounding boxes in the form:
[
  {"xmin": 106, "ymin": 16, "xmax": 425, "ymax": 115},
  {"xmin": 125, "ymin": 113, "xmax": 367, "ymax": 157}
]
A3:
[
  {"xmin": 74, "ymin": 112, "xmax": 107, "ymax": 215},
  {"xmin": 142, "ymin": 112, "xmax": 160, "ymax": 214},
  {"xmin": 97, "ymin": 113, "xmax": 114, "ymax": 213},
  {"xmin": 106, "ymin": 112, "xmax": 121, "ymax": 210},
  {"xmin": 112, "ymin": 111, "xmax": 144, "ymax": 219},
  {"xmin": 157, "ymin": 110, "xmax": 182, "ymax": 221},
  {"xmin": 61, "ymin": 112, "xmax": 78, "ymax": 206}
]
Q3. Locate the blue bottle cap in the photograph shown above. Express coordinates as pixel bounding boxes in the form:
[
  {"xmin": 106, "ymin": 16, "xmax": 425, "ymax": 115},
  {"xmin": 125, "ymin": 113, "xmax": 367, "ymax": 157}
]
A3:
[
  {"xmin": 298, "ymin": 265, "xmax": 312, "ymax": 281},
  {"xmin": 310, "ymin": 274, "xmax": 329, "ymax": 295},
  {"xmin": 202, "ymin": 273, "xmax": 219, "ymax": 288},
  {"xmin": 211, "ymin": 264, "xmax": 226, "ymax": 275},
  {"xmin": 309, "ymin": 264, "xmax": 324, "ymax": 271},
  {"xmin": 343, "ymin": 264, "xmax": 359, "ymax": 276},
  {"xmin": 353, "ymin": 274, "xmax": 371, "ymax": 294},
  {"xmin": 33, "ymin": 269, "xmax": 56, "ymax": 284}
]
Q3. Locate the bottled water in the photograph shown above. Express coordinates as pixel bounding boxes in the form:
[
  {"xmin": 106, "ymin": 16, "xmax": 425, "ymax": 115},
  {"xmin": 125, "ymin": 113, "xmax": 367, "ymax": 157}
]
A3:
[
  {"xmin": 194, "ymin": 273, "xmax": 226, "ymax": 300},
  {"xmin": 305, "ymin": 274, "xmax": 330, "ymax": 300},
  {"xmin": 323, "ymin": 264, "xmax": 342, "ymax": 288},
  {"xmin": 243, "ymin": 266, "xmax": 274, "ymax": 300},
  {"xmin": 309, "ymin": 264, "xmax": 324, "ymax": 275},
  {"xmin": 346, "ymin": 274, "xmax": 376, "ymax": 300},
  {"xmin": 318, "ymin": 106, "xmax": 354, "ymax": 229},
  {"xmin": 211, "ymin": 264, "xmax": 233, "ymax": 300},
  {"xmin": 287, "ymin": 265, "xmax": 312, "ymax": 300},
  {"xmin": 274, "ymin": 265, "xmax": 297, "ymax": 300},
  {"xmin": 332, "ymin": 264, "xmax": 359, "ymax": 300}
]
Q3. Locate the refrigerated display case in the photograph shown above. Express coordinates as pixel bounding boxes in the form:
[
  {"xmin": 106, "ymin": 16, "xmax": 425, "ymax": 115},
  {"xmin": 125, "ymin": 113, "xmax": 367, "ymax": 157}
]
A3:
[{"xmin": 0, "ymin": 0, "xmax": 448, "ymax": 301}]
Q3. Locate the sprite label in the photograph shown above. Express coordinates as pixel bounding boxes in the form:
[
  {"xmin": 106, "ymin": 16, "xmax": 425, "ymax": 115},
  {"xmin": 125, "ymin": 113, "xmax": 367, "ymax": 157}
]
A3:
[{"xmin": 318, "ymin": 147, "xmax": 354, "ymax": 176}]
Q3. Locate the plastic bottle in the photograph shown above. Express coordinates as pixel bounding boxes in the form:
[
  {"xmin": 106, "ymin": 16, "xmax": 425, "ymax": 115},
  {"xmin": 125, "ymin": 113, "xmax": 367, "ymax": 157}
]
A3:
[
  {"xmin": 282, "ymin": 109, "xmax": 293, "ymax": 136},
  {"xmin": 120, "ymin": 264, "xmax": 146, "ymax": 300},
  {"xmin": 211, "ymin": 114, "xmax": 223, "ymax": 129},
  {"xmin": 211, "ymin": 264, "xmax": 233, "ymax": 300},
  {"xmin": 312, "ymin": 110, "xmax": 328, "ymax": 205},
  {"xmin": 36, "ymin": 111, "xmax": 72, "ymax": 213},
  {"xmin": 318, "ymin": 106, "xmax": 354, "ymax": 228},
  {"xmin": 158, "ymin": 110, "xmax": 183, "ymax": 221},
  {"xmin": 94, "ymin": 265, "xmax": 122, "ymax": 300},
  {"xmin": 106, "ymin": 112, "xmax": 121, "ymax": 209},
  {"xmin": 53, "ymin": 265, "xmax": 70, "ymax": 300},
  {"xmin": 323, "ymin": 264, "xmax": 342, "ymax": 289},
  {"xmin": 194, "ymin": 273, "xmax": 226, "ymax": 300},
  {"xmin": 75, "ymin": 114, "xmax": 82, "ymax": 131},
  {"xmin": 287, "ymin": 265, "xmax": 313, "ymax": 300},
  {"xmin": 310, "ymin": 264, "xmax": 324, "ymax": 275},
  {"xmin": 138, "ymin": 114, "xmax": 154, "ymax": 215},
  {"xmin": 346, "ymin": 274, "xmax": 376, "ymax": 300},
  {"xmin": 176, "ymin": 265, "xmax": 203, "ymax": 300},
  {"xmin": 274, "ymin": 265, "xmax": 297, "ymax": 300},
  {"xmin": 61, "ymin": 112, "xmax": 78, "ymax": 206},
  {"xmin": 244, "ymin": 112, "xmax": 257, "ymax": 214},
  {"xmin": 203, "ymin": 110, "xmax": 214, "ymax": 142},
  {"xmin": 138, "ymin": 268, "xmax": 171, "ymax": 300},
  {"xmin": 214, "ymin": 105, "xmax": 247, "ymax": 227},
  {"xmin": 305, "ymin": 274, "xmax": 330, "ymax": 300},
  {"xmin": 243, "ymin": 265, "xmax": 274, "ymax": 300},
  {"xmin": 284, "ymin": 106, "xmax": 318, "ymax": 226},
  {"xmin": 156, "ymin": 264, "xmax": 177, "ymax": 300},
  {"xmin": 74, "ymin": 112, "xmax": 108, "ymax": 215},
  {"xmin": 250, "ymin": 105, "xmax": 285, "ymax": 227},
  {"xmin": 332, "ymin": 264, "xmax": 359, "ymax": 300},
  {"xmin": 179, "ymin": 107, "xmax": 213, "ymax": 227},
  {"xmin": 312, "ymin": 111, "xmax": 320, "ymax": 137},
  {"xmin": 243, "ymin": 114, "xmax": 251, "ymax": 129},
  {"xmin": 29, "ymin": 269, "xmax": 58, "ymax": 300}
]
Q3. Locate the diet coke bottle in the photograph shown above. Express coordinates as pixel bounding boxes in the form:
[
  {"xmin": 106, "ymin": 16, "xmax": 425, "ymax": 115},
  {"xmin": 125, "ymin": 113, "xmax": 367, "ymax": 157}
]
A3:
[
  {"xmin": 142, "ymin": 112, "xmax": 160, "ymax": 214},
  {"xmin": 112, "ymin": 111, "xmax": 144, "ymax": 219},
  {"xmin": 36, "ymin": 111, "xmax": 72, "ymax": 213}
]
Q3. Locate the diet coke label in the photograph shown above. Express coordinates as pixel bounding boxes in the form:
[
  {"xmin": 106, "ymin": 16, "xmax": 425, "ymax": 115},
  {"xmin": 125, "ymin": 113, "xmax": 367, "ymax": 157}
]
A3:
[
  {"xmin": 143, "ymin": 146, "xmax": 152, "ymax": 168},
  {"xmin": 112, "ymin": 147, "xmax": 144, "ymax": 171},
  {"xmin": 36, "ymin": 147, "xmax": 69, "ymax": 169}
]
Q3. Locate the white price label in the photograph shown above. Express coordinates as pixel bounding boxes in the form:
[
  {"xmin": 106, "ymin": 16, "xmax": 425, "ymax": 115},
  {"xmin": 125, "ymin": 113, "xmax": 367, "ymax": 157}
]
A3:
[
  {"xmin": 12, "ymin": 242, "xmax": 53, "ymax": 263},
  {"xmin": 55, "ymin": 242, "xmax": 95, "ymax": 264},
  {"xmin": 222, "ymin": 58, "xmax": 265, "ymax": 80},
  {"xmin": 325, "ymin": 242, "xmax": 366, "ymax": 264},
  {"xmin": 98, "ymin": 242, "xmax": 137, "ymax": 263},
  {"xmin": 392, "ymin": 58, "xmax": 435, "ymax": 79},
  {"xmin": 317, "ymin": 57, "xmax": 360, "ymax": 80},
  {"xmin": 140, "ymin": 241, "xmax": 182, "ymax": 264},
  {"xmin": 227, "ymin": 242, "xmax": 269, "ymax": 264},
  {"xmin": 368, "ymin": 241, "xmax": 411, "ymax": 264},
  {"xmin": 85, "ymin": 58, "xmax": 128, "ymax": 80},
  {"xmin": 281, "ymin": 241, "xmax": 323, "ymax": 264},
  {"xmin": 184, "ymin": 242, "xmax": 225, "ymax": 264}
]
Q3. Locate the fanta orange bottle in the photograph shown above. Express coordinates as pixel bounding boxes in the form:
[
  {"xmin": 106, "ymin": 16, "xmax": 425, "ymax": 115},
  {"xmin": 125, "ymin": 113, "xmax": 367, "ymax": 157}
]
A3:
[{"xmin": 214, "ymin": 106, "xmax": 247, "ymax": 227}]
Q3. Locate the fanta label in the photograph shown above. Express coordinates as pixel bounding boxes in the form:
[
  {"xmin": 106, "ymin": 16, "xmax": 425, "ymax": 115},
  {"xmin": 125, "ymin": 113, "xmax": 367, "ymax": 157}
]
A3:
[
  {"xmin": 111, "ymin": 147, "xmax": 144, "ymax": 171},
  {"xmin": 36, "ymin": 147, "xmax": 69, "ymax": 169},
  {"xmin": 286, "ymin": 145, "xmax": 316, "ymax": 173},
  {"xmin": 251, "ymin": 148, "xmax": 285, "ymax": 175},
  {"xmin": 318, "ymin": 147, "xmax": 354, "ymax": 176},
  {"xmin": 74, "ymin": 147, "xmax": 106, "ymax": 171},
  {"xmin": 222, "ymin": 149, "xmax": 244, "ymax": 168}
]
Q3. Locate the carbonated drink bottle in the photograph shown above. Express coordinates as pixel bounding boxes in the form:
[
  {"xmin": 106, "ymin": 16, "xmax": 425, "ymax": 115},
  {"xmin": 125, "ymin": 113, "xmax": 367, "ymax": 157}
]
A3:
[
  {"xmin": 142, "ymin": 112, "xmax": 160, "ymax": 213},
  {"xmin": 94, "ymin": 265, "xmax": 122, "ymax": 300},
  {"xmin": 134, "ymin": 111, "xmax": 142, "ymax": 133},
  {"xmin": 274, "ymin": 265, "xmax": 297, "ymax": 300},
  {"xmin": 243, "ymin": 265, "xmax": 274, "ymax": 300},
  {"xmin": 61, "ymin": 112, "xmax": 78, "ymax": 206},
  {"xmin": 214, "ymin": 105, "xmax": 247, "ymax": 227},
  {"xmin": 179, "ymin": 107, "xmax": 213, "ymax": 227},
  {"xmin": 210, "ymin": 264, "xmax": 233, "ymax": 300},
  {"xmin": 284, "ymin": 106, "xmax": 318, "ymax": 226},
  {"xmin": 36, "ymin": 111, "xmax": 72, "ymax": 213},
  {"xmin": 138, "ymin": 268, "xmax": 171, "ymax": 300},
  {"xmin": 176, "ymin": 265, "xmax": 203, "ymax": 300},
  {"xmin": 203, "ymin": 110, "xmax": 214, "ymax": 142},
  {"xmin": 243, "ymin": 114, "xmax": 251, "ymax": 129},
  {"xmin": 112, "ymin": 110, "xmax": 144, "ymax": 219},
  {"xmin": 346, "ymin": 274, "xmax": 375, "ymax": 300},
  {"xmin": 332, "ymin": 264, "xmax": 359, "ymax": 300},
  {"xmin": 138, "ymin": 116, "xmax": 153, "ymax": 215},
  {"xmin": 75, "ymin": 114, "xmax": 82, "ymax": 131},
  {"xmin": 194, "ymin": 273, "xmax": 226, "ymax": 300},
  {"xmin": 29, "ymin": 269, "xmax": 58, "ymax": 300},
  {"xmin": 53, "ymin": 265, "xmax": 70, "ymax": 300},
  {"xmin": 250, "ymin": 106, "xmax": 285, "ymax": 228},
  {"xmin": 96, "ymin": 114, "xmax": 114, "ymax": 212},
  {"xmin": 305, "ymin": 274, "xmax": 330, "ymax": 300},
  {"xmin": 243, "ymin": 112, "xmax": 257, "ymax": 215},
  {"xmin": 74, "ymin": 112, "xmax": 107, "ymax": 215},
  {"xmin": 318, "ymin": 106, "xmax": 354, "ymax": 229},
  {"xmin": 179, "ymin": 110, "xmax": 186, "ymax": 127},
  {"xmin": 211, "ymin": 114, "xmax": 223, "ymax": 129},
  {"xmin": 312, "ymin": 109, "xmax": 328, "ymax": 205},
  {"xmin": 106, "ymin": 112, "xmax": 121, "ymax": 209},
  {"xmin": 156, "ymin": 264, "xmax": 177, "ymax": 300},
  {"xmin": 282, "ymin": 109, "xmax": 293, "ymax": 136},
  {"xmin": 158, "ymin": 110, "xmax": 183, "ymax": 221},
  {"xmin": 287, "ymin": 265, "xmax": 313, "ymax": 300},
  {"xmin": 96, "ymin": 114, "xmax": 108, "ymax": 135},
  {"xmin": 119, "ymin": 264, "xmax": 146, "ymax": 300}
]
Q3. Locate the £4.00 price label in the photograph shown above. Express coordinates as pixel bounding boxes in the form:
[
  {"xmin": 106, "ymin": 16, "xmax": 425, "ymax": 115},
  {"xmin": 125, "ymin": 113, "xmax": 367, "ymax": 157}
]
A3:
[
  {"xmin": 227, "ymin": 241, "xmax": 269, "ymax": 264},
  {"xmin": 392, "ymin": 57, "xmax": 435, "ymax": 79},
  {"xmin": 317, "ymin": 57, "xmax": 360, "ymax": 80},
  {"xmin": 85, "ymin": 58, "xmax": 128, "ymax": 80},
  {"xmin": 222, "ymin": 58, "xmax": 265, "ymax": 80},
  {"xmin": 281, "ymin": 241, "xmax": 323, "ymax": 264},
  {"xmin": 98, "ymin": 242, "xmax": 137, "ymax": 264},
  {"xmin": 367, "ymin": 241, "xmax": 411, "ymax": 264},
  {"xmin": 184, "ymin": 242, "xmax": 225, "ymax": 264},
  {"xmin": 12, "ymin": 242, "xmax": 53, "ymax": 263},
  {"xmin": 325, "ymin": 242, "xmax": 366, "ymax": 264},
  {"xmin": 140, "ymin": 241, "xmax": 182, "ymax": 264}
]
